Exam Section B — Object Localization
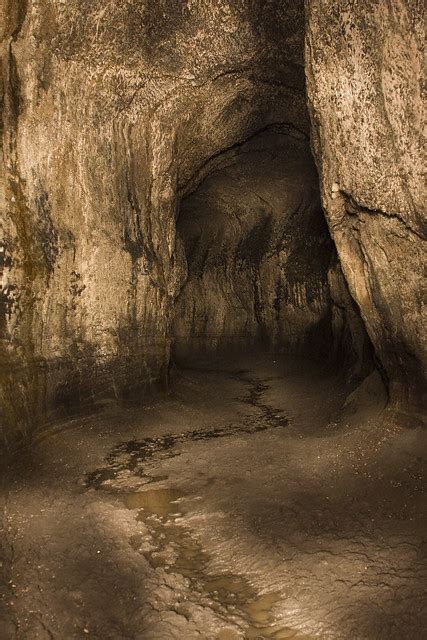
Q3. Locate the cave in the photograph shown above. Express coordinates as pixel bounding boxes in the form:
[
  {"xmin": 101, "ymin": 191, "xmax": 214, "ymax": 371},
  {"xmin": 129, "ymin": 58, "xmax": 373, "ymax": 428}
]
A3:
[
  {"xmin": 0, "ymin": 2, "xmax": 425, "ymax": 639},
  {"xmin": 173, "ymin": 125, "xmax": 335, "ymax": 363}
]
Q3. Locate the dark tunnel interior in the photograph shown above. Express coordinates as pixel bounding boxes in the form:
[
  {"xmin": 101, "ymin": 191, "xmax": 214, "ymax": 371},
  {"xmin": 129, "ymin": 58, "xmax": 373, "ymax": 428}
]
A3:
[
  {"xmin": 174, "ymin": 125, "xmax": 334, "ymax": 360},
  {"xmin": 0, "ymin": 2, "xmax": 424, "ymax": 639},
  {"xmin": 172, "ymin": 125, "xmax": 374, "ymax": 384}
]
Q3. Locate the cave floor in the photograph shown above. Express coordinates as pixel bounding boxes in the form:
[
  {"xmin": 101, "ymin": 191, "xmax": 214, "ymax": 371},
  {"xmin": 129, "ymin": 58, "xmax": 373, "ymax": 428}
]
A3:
[{"xmin": 0, "ymin": 356, "xmax": 425, "ymax": 640}]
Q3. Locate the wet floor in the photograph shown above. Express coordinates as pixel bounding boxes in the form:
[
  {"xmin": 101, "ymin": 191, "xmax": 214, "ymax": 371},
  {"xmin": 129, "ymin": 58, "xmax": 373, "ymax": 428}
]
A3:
[
  {"xmin": 85, "ymin": 369, "xmax": 288, "ymax": 491},
  {"xmin": 122, "ymin": 485, "xmax": 311, "ymax": 639},
  {"xmin": 0, "ymin": 358, "xmax": 425, "ymax": 639},
  {"xmin": 83, "ymin": 369, "xmax": 303, "ymax": 638}
]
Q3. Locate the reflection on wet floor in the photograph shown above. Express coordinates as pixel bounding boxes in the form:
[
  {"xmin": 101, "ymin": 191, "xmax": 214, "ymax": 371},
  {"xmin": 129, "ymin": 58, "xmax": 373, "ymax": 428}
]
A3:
[
  {"xmin": 84, "ymin": 373, "xmax": 311, "ymax": 638},
  {"xmin": 123, "ymin": 487, "xmax": 183, "ymax": 515},
  {"xmin": 123, "ymin": 486, "xmax": 312, "ymax": 639}
]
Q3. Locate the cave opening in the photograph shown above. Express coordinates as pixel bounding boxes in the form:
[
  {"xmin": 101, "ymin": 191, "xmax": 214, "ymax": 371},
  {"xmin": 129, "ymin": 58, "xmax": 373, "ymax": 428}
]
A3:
[{"xmin": 172, "ymin": 124, "xmax": 358, "ymax": 378}]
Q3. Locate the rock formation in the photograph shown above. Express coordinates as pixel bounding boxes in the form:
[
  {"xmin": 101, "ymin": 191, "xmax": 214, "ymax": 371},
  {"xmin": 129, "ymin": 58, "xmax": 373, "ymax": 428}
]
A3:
[
  {"xmin": 305, "ymin": 0, "xmax": 425, "ymax": 412},
  {"xmin": 0, "ymin": 0, "xmax": 424, "ymax": 449}
]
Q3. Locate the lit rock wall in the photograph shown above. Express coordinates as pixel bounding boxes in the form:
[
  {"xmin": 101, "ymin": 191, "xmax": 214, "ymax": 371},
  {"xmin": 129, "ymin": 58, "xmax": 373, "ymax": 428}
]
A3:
[
  {"xmin": 2, "ymin": 0, "xmax": 419, "ymax": 449},
  {"xmin": 0, "ymin": 1, "xmax": 308, "ymax": 447},
  {"xmin": 305, "ymin": 0, "xmax": 425, "ymax": 411}
]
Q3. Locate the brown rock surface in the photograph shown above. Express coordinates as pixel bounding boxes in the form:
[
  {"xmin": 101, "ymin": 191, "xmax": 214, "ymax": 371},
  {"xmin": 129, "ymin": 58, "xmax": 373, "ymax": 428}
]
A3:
[
  {"xmin": 173, "ymin": 126, "xmax": 334, "ymax": 360},
  {"xmin": 0, "ymin": 0, "xmax": 424, "ymax": 450},
  {"xmin": 0, "ymin": 4, "xmax": 425, "ymax": 638},
  {"xmin": 1, "ymin": 1, "xmax": 308, "ymax": 447},
  {"xmin": 305, "ymin": 0, "xmax": 425, "ymax": 411}
]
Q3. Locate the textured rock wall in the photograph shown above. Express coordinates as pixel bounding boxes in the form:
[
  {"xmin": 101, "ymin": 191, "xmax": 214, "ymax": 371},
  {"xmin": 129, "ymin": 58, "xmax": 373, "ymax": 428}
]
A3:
[
  {"xmin": 1, "ymin": 1, "xmax": 309, "ymax": 448},
  {"xmin": 305, "ymin": 0, "xmax": 425, "ymax": 411},
  {"xmin": 2, "ymin": 0, "xmax": 420, "ymax": 450},
  {"xmin": 173, "ymin": 126, "xmax": 334, "ymax": 361}
]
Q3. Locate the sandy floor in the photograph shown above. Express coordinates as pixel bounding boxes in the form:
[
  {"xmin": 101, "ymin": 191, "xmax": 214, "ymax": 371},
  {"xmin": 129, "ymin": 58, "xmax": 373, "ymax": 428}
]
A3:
[{"xmin": 0, "ymin": 356, "xmax": 425, "ymax": 639}]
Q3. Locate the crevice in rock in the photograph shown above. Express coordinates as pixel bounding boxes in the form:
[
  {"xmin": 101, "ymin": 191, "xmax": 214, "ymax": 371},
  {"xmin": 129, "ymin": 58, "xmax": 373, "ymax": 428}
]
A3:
[{"xmin": 341, "ymin": 191, "xmax": 425, "ymax": 240}]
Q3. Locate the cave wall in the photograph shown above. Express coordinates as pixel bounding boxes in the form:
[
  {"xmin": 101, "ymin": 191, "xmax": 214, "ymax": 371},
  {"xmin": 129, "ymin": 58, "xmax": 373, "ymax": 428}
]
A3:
[
  {"xmin": 1, "ymin": 0, "xmax": 421, "ymax": 450},
  {"xmin": 173, "ymin": 126, "xmax": 334, "ymax": 361},
  {"xmin": 0, "ymin": 1, "xmax": 309, "ymax": 448},
  {"xmin": 305, "ymin": 0, "xmax": 425, "ymax": 411}
]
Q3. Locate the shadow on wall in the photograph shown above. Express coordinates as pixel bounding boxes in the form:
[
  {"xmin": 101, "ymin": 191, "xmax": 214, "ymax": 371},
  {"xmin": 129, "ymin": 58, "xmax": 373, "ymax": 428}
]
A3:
[{"xmin": 172, "ymin": 124, "xmax": 373, "ymax": 380}]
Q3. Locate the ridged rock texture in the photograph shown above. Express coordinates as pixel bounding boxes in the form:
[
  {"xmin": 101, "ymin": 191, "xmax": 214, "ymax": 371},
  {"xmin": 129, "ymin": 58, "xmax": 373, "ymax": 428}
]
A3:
[
  {"xmin": 305, "ymin": 0, "xmax": 425, "ymax": 413},
  {"xmin": 0, "ymin": 0, "xmax": 423, "ymax": 449},
  {"xmin": 0, "ymin": 0, "xmax": 311, "ymax": 447}
]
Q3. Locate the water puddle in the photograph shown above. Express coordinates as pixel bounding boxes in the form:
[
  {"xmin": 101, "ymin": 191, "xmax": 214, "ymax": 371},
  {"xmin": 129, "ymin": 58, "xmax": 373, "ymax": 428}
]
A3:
[
  {"xmin": 122, "ymin": 485, "xmax": 312, "ymax": 639},
  {"xmin": 84, "ymin": 374, "xmax": 303, "ymax": 638},
  {"xmin": 123, "ymin": 487, "xmax": 183, "ymax": 515}
]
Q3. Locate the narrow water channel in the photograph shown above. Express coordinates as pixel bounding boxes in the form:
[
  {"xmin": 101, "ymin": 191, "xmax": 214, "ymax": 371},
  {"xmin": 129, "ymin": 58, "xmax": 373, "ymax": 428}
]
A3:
[{"xmin": 84, "ymin": 372, "xmax": 312, "ymax": 639}]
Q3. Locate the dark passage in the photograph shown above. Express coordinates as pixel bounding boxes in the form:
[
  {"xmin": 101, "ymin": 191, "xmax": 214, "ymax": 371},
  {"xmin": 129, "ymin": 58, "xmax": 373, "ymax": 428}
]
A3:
[
  {"xmin": 174, "ymin": 126, "xmax": 335, "ymax": 362},
  {"xmin": 0, "ymin": 1, "xmax": 424, "ymax": 639}
]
